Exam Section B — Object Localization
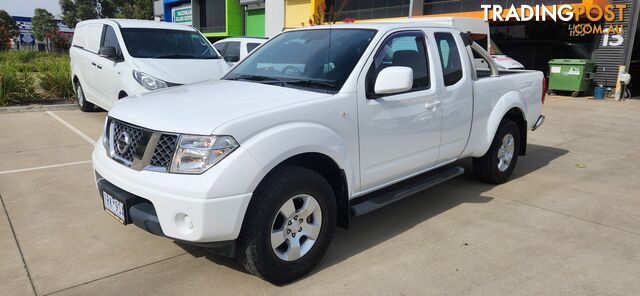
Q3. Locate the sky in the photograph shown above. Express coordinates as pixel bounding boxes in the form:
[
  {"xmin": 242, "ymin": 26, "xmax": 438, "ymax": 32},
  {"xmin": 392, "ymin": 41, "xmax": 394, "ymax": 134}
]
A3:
[{"xmin": 0, "ymin": 0, "xmax": 62, "ymax": 18}]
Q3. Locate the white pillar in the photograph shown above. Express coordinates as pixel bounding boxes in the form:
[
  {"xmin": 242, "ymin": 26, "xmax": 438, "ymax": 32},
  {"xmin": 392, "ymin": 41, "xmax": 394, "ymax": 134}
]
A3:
[{"xmin": 265, "ymin": 0, "xmax": 285, "ymax": 38}]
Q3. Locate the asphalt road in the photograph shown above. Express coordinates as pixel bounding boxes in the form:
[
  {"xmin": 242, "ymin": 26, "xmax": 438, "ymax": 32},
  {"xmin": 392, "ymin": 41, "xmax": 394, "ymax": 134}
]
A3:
[{"xmin": 1, "ymin": 96, "xmax": 639, "ymax": 295}]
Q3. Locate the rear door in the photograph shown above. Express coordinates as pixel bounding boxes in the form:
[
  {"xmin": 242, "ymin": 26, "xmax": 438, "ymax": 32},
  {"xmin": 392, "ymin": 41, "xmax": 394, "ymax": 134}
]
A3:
[
  {"xmin": 357, "ymin": 30, "xmax": 442, "ymax": 191},
  {"xmin": 430, "ymin": 30, "xmax": 473, "ymax": 162}
]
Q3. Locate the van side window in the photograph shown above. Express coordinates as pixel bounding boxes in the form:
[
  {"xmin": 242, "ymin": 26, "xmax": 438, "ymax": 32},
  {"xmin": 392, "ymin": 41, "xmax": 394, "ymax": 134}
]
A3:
[
  {"xmin": 101, "ymin": 25, "xmax": 122, "ymax": 59},
  {"xmin": 247, "ymin": 42, "xmax": 260, "ymax": 53},
  {"xmin": 214, "ymin": 42, "xmax": 228, "ymax": 55},
  {"xmin": 223, "ymin": 41, "xmax": 241, "ymax": 63},
  {"xmin": 434, "ymin": 32, "xmax": 463, "ymax": 86},
  {"xmin": 366, "ymin": 31, "xmax": 430, "ymax": 97}
]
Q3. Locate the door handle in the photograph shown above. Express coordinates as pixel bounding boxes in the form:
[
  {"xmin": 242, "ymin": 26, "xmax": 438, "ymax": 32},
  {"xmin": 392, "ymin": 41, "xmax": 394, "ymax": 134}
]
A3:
[
  {"xmin": 96, "ymin": 64, "xmax": 102, "ymax": 69},
  {"xmin": 91, "ymin": 62, "xmax": 96, "ymax": 66},
  {"xmin": 425, "ymin": 101, "xmax": 441, "ymax": 111}
]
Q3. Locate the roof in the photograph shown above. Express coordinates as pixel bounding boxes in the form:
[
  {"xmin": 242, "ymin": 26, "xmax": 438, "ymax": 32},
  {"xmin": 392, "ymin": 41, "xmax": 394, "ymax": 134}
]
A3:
[
  {"xmin": 288, "ymin": 22, "xmax": 456, "ymax": 32},
  {"xmin": 76, "ymin": 19, "xmax": 196, "ymax": 31}
]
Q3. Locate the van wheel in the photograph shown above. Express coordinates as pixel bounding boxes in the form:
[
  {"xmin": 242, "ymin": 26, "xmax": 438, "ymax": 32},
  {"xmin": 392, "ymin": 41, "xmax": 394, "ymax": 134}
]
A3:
[
  {"xmin": 237, "ymin": 165, "xmax": 336, "ymax": 284},
  {"xmin": 473, "ymin": 119, "xmax": 520, "ymax": 184},
  {"xmin": 75, "ymin": 82, "xmax": 94, "ymax": 112}
]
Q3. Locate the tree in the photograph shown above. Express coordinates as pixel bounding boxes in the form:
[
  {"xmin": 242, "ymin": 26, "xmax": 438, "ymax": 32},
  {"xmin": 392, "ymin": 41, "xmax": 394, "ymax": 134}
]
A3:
[
  {"xmin": 32, "ymin": 8, "xmax": 58, "ymax": 52},
  {"xmin": 59, "ymin": 0, "xmax": 153, "ymax": 27},
  {"xmin": 111, "ymin": 0, "xmax": 154, "ymax": 20},
  {"xmin": 60, "ymin": 0, "xmax": 98, "ymax": 28},
  {"xmin": 0, "ymin": 10, "xmax": 19, "ymax": 50}
]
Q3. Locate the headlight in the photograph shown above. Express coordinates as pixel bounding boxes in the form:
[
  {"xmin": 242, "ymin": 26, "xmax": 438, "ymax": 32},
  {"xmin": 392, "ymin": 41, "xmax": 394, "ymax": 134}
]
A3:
[
  {"xmin": 133, "ymin": 70, "xmax": 168, "ymax": 90},
  {"xmin": 170, "ymin": 135, "xmax": 238, "ymax": 174},
  {"xmin": 102, "ymin": 117, "xmax": 110, "ymax": 151}
]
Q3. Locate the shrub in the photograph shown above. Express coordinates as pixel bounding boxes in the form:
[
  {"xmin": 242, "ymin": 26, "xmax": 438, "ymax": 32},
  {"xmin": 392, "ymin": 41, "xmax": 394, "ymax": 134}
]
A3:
[
  {"xmin": 0, "ymin": 65, "xmax": 35, "ymax": 106},
  {"xmin": 0, "ymin": 51, "xmax": 70, "ymax": 105},
  {"xmin": 39, "ymin": 61, "xmax": 74, "ymax": 98}
]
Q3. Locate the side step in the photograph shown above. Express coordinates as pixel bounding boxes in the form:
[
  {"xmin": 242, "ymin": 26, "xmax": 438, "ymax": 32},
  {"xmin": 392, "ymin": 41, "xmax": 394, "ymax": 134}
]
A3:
[{"xmin": 350, "ymin": 166, "xmax": 465, "ymax": 216}]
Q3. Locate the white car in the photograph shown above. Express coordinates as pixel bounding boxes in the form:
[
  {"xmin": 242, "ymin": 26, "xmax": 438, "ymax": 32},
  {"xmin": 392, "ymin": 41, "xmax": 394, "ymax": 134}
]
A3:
[
  {"xmin": 93, "ymin": 23, "xmax": 545, "ymax": 283},
  {"xmin": 70, "ymin": 19, "xmax": 229, "ymax": 112},
  {"xmin": 213, "ymin": 37, "xmax": 267, "ymax": 66}
]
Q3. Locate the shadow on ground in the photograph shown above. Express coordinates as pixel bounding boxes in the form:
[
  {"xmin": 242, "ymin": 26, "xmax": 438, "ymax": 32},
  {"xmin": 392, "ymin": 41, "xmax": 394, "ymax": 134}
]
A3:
[{"xmin": 178, "ymin": 144, "xmax": 568, "ymax": 282}]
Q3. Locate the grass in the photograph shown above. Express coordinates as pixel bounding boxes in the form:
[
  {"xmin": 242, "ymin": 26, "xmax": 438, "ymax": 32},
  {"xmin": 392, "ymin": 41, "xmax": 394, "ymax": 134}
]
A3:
[{"xmin": 0, "ymin": 51, "xmax": 74, "ymax": 106}]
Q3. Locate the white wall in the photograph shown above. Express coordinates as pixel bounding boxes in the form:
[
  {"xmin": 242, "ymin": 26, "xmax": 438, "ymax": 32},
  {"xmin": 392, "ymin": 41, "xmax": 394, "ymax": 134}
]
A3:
[{"xmin": 265, "ymin": 0, "xmax": 284, "ymax": 38}]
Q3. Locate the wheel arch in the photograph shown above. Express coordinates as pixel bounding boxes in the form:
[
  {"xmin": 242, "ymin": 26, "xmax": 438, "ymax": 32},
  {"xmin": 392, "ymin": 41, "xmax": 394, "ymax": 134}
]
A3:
[
  {"xmin": 251, "ymin": 152, "xmax": 350, "ymax": 230},
  {"xmin": 476, "ymin": 91, "xmax": 528, "ymax": 157}
]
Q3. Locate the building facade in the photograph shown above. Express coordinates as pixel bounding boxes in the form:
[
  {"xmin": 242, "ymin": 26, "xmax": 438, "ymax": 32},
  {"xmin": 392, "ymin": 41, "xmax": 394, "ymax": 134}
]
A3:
[
  {"xmin": 277, "ymin": 0, "xmax": 639, "ymax": 88},
  {"xmin": 156, "ymin": 0, "xmax": 638, "ymax": 89}
]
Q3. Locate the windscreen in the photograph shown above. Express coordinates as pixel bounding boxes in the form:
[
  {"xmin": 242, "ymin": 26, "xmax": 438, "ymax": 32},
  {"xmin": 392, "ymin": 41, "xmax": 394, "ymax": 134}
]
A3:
[
  {"xmin": 225, "ymin": 29, "xmax": 377, "ymax": 93},
  {"xmin": 121, "ymin": 28, "xmax": 220, "ymax": 59}
]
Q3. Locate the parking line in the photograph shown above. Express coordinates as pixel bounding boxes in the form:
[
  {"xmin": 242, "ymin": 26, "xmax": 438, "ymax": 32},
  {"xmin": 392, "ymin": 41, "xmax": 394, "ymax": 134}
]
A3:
[
  {"xmin": 45, "ymin": 111, "xmax": 97, "ymax": 145},
  {"xmin": 0, "ymin": 160, "xmax": 92, "ymax": 175}
]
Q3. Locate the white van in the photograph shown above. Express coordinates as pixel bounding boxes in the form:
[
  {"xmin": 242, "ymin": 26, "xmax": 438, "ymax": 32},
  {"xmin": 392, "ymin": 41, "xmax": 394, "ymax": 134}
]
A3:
[
  {"xmin": 70, "ymin": 19, "xmax": 229, "ymax": 111},
  {"xmin": 377, "ymin": 17, "xmax": 525, "ymax": 70}
]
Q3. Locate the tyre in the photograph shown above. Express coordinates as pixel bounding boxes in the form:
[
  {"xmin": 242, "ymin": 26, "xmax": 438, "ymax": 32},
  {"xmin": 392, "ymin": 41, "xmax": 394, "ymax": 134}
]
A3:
[
  {"xmin": 473, "ymin": 119, "xmax": 520, "ymax": 184},
  {"xmin": 237, "ymin": 165, "xmax": 336, "ymax": 284},
  {"xmin": 75, "ymin": 81, "xmax": 94, "ymax": 112}
]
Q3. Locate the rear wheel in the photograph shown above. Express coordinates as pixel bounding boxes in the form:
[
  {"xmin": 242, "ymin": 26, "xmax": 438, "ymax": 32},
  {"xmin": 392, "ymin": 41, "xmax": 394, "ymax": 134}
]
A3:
[
  {"xmin": 75, "ymin": 82, "xmax": 94, "ymax": 112},
  {"xmin": 473, "ymin": 120, "xmax": 520, "ymax": 184},
  {"xmin": 237, "ymin": 165, "xmax": 336, "ymax": 284}
]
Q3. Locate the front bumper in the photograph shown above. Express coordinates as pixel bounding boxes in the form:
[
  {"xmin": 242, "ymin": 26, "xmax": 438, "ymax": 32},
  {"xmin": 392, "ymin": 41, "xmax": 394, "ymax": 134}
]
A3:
[{"xmin": 93, "ymin": 142, "xmax": 254, "ymax": 243}]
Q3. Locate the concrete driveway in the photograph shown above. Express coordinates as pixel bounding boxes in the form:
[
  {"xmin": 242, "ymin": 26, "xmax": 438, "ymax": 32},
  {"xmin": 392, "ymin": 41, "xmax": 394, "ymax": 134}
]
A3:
[{"xmin": 1, "ymin": 97, "xmax": 639, "ymax": 295}]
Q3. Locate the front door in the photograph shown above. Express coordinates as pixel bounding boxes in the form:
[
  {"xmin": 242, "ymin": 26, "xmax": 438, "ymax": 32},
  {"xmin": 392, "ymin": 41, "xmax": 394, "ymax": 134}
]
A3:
[
  {"xmin": 357, "ymin": 30, "xmax": 442, "ymax": 192},
  {"xmin": 94, "ymin": 24, "xmax": 125, "ymax": 109}
]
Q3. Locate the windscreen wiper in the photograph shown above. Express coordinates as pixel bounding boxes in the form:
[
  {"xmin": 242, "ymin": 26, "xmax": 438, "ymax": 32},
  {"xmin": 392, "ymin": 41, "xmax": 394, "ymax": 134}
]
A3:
[
  {"xmin": 284, "ymin": 79, "xmax": 336, "ymax": 89},
  {"xmin": 151, "ymin": 54, "xmax": 198, "ymax": 59},
  {"xmin": 229, "ymin": 75, "xmax": 286, "ymax": 86}
]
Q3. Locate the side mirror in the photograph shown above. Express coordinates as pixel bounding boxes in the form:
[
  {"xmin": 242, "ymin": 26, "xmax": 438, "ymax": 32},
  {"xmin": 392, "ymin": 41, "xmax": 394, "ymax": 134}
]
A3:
[
  {"xmin": 374, "ymin": 66, "xmax": 413, "ymax": 95},
  {"xmin": 98, "ymin": 47, "xmax": 118, "ymax": 60}
]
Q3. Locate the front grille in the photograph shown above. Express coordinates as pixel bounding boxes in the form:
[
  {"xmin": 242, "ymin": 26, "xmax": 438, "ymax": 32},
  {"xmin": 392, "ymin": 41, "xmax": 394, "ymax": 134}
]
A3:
[
  {"xmin": 150, "ymin": 134, "xmax": 178, "ymax": 168},
  {"xmin": 108, "ymin": 118, "xmax": 179, "ymax": 172},
  {"xmin": 112, "ymin": 121, "xmax": 144, "ymax": 163}
]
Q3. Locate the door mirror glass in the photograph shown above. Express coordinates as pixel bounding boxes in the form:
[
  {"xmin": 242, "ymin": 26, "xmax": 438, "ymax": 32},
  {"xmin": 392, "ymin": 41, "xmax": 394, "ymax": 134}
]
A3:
[
  {"xmin": 374, "ymin": 66, "xmax": 413, "ymax": 95},
  {"xmin": 98, "ymin": 46, "xmax": 118, "ymax": 60}
]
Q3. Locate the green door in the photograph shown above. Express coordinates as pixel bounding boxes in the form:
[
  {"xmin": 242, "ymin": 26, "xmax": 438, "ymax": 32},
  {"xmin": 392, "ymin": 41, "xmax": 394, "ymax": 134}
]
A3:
[{"xmin": 245, "ymin": 9, "xmax": 265, "ymax": 37}]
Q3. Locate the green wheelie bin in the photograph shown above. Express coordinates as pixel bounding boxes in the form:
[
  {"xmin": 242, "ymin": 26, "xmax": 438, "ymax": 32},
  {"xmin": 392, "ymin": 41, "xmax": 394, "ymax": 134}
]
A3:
[{"xmin": 548, "ymin": 59, "xmax": 595, "ymax": 97}]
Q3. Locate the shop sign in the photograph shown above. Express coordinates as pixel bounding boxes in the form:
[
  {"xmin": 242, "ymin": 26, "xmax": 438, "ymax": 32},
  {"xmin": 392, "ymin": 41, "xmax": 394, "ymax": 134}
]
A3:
[{"xmin": 172, "ymin": 6, "xmax": 192, "ymax": 25}]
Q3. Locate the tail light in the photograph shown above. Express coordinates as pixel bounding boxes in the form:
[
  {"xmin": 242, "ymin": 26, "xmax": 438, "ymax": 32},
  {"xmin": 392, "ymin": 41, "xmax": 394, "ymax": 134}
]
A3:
[{"xmin": 541, "ymin": 77, "xmax": 547, "ymax": 105}]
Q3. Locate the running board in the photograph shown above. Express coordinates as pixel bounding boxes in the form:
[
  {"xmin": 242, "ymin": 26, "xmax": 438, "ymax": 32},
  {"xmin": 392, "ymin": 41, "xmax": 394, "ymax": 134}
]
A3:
[{"xmin": 350, "ymin": 166, "xmax": 465, "ymax": 216}]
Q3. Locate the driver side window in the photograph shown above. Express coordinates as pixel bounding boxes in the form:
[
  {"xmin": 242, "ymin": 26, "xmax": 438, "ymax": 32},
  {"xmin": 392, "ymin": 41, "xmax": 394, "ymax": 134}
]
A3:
[
  {"xmin": 100, "ymin": 25, "xmax": 122, "ymax": 59},
  {"xmin": 366, "ymin": 31, "xmax": 430, "ymax": 98}
]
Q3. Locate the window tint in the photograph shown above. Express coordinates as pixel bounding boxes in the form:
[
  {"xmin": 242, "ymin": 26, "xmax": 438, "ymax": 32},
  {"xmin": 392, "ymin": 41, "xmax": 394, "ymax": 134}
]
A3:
[
  {"xmin": 101, "ymin": 25, "xmax": 122, "ymax": 58},
  {"xmin": 367, "ymin": 31, "xmax": 429, "ymax": 96},
  {"xmin": 246, "ymin": 42, "xmax": 260, "ymax": 53},
  {"xmin": 223, "ymin": 41, "xmax": 241, "ymax": 62},
  {"xmin": 121, "ymin": 28, "xmax": 220, "ymax": 59},
  {"xmin": 434, "ymin": 32, "xmax": 463, "ymax": 86},
  {"xmin": 214, "ymin": 42, "xmax": 227, "ymax": 55},
  {"xmin": 226, "ymin": 29, "xmax": 376, "ymax": 93}
]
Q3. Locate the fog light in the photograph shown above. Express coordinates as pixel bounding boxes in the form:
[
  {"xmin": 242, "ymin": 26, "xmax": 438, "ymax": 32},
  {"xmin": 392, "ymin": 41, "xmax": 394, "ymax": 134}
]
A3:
[{"xmin": 174, "ymin": 212, "xmax": 194, "ymax": 234}]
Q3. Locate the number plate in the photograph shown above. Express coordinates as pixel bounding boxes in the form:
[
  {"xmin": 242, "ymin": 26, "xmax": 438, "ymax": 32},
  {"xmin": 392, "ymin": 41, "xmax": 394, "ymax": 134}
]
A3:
[{"xmin": 103, "ymin": 191, "xmax": 125, "ymax": 223}]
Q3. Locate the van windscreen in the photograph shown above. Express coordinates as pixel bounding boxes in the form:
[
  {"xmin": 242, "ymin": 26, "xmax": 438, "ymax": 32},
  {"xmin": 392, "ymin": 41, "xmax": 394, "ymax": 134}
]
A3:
[{"xmin": 121, "ymin": 28, "xmax": 220, "ymax": 59}]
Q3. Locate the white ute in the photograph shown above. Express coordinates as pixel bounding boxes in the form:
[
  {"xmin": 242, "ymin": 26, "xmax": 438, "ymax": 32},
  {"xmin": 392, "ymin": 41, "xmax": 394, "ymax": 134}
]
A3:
[
  {"xmin": 70, "ymin": 19, "xmax": 229, "ymax": 111},
  {"xmin": 93, "ymin": 23, "xmax": 545, "ymax": 283}
]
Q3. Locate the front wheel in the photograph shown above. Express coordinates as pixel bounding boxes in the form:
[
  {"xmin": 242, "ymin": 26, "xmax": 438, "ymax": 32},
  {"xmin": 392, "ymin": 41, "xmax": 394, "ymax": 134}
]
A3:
[
  {"xmin": 75, "ymin": 82, "xmax": 95, "ymax": 112},
  {"xmin": 473, "ymin": 119, "xmax": 521, "ymax": 184},
  {"xmin": 237, "ymin": 165, "xmax": 336, "ymax": 284}
]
